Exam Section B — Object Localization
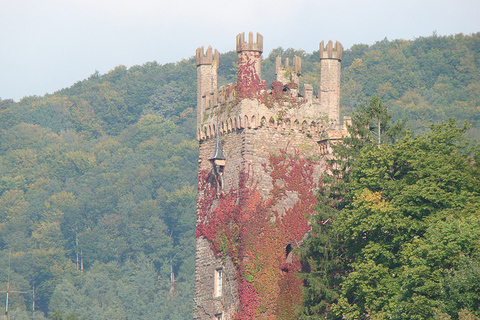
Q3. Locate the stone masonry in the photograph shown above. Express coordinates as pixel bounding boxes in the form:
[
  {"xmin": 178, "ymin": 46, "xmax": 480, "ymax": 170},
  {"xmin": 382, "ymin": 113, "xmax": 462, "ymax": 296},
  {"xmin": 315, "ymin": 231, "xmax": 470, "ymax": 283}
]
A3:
[{"xmin": 193, "ymin": 32, "xmax": 349, "ymax": 320}]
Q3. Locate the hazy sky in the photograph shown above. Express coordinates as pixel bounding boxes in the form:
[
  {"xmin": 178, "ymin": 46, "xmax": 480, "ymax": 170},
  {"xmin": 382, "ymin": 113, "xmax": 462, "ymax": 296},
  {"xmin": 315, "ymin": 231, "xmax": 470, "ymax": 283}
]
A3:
[{"xmin": 1, "ymin": 0, "xmax": 479, "ymax": 101}]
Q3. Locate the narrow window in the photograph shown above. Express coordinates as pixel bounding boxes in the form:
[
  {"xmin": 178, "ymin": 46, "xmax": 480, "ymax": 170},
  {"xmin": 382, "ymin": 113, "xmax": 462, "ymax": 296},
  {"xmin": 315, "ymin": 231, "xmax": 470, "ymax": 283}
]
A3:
[
  {"xmin": 214, "ymin": 268, "xmax": 223, "ymax": 297},
  {"xmin": 286, "ymin": 243, "xmax": 293, "ymax": 264},
  {"xmin": 286, "ymin": 243, "xmax": 292, "ymax": 258}
]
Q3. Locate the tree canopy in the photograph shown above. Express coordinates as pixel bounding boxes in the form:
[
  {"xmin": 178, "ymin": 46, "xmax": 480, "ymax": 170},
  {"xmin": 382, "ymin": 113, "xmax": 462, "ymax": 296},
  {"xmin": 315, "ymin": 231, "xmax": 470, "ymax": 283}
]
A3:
[{"xmin": 300, "ymin": 96, "xmax": 480, "ymax": 320}]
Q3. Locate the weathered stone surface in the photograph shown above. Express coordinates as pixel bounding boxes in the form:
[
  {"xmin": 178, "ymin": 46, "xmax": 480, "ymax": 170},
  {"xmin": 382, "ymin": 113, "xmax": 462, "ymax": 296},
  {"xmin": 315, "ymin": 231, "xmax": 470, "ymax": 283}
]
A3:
[{"xmin": 194, "ymin": 32, "xmax": 348, "ymax": 319}]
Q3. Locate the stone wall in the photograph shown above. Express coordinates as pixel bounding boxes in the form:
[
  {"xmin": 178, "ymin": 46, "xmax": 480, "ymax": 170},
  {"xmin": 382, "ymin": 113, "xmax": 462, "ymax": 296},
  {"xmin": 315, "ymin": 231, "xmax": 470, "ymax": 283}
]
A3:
[
  {"xmin": 194, "ymin": 124, "xmax": 326, "ymax": 319},
  {"xmin": 193, "ymin": 131, "xmax": 245, "ymax": 319},
  {"xmin": 193, "ymin": 237, "xmax": 238, "ymax": 320},
  {"xmin": 193, "ymin": 32, "xmax": 346, "ymax": 319}
]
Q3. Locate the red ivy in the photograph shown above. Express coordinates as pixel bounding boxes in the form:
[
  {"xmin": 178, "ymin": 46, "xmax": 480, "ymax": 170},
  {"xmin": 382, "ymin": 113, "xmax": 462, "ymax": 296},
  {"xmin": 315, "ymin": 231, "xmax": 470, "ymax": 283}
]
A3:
[
  {"xmin": 196, "ymin": 148, "xmax": 320, "ymax": 319},
  {"xmin": 236, "ymin": 54, "xmax": 305, "ymax": 116},
  {"xmin": 237, "ymin": 53, "xmax": 266, "ymax": 99}
]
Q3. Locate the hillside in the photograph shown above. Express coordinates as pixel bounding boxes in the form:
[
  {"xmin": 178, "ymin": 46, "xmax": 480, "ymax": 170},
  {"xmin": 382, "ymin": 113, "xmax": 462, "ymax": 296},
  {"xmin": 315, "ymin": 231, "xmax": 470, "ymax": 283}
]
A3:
[{"xmin": 0, "ymin": 32, "xmax": 478, "ymax": 319}]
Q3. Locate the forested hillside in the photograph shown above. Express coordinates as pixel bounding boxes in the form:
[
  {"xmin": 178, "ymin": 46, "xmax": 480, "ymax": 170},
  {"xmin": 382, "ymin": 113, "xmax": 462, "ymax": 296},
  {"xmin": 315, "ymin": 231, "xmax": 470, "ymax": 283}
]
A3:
[
  {"xmin": 0, "ymin": 61, "xmax": 199, "ymax": 319},
  {"xmin": 0, "ymin": 32, "xmax": 478, "ymax": 319}
]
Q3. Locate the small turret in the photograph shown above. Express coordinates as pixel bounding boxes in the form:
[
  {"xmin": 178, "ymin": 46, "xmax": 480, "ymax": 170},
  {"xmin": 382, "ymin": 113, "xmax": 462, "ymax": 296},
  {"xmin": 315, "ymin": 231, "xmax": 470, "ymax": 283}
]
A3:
[
  {"xmin": 319, "ymin": 40, "xmax": 342, "ymax": 122},
  {"xmin": 275, "ymin": 56, "xmax": 302, "ymax": 85},
  {"xmin": 209, "ymin": 127, "xmax": 226, "ymax": 165},
  {"xmin": 196, "ymin": 46, "xmax": 219, "ymax": 134},
  {"xmin": 236, "ymin": 32, "xmax": 264, "ymax": 98},
  {"xmin": 209, "ymin": 127, "xmax": 226, "ymax": 190}
]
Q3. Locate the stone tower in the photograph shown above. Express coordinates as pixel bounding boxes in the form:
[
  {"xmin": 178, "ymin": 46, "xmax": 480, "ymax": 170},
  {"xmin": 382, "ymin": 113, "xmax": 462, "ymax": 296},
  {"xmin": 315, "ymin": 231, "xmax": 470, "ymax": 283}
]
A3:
[
  {"xmin": 319, "ymin": 40, "xmax": 343, "ymax": 124},
  {"xmin": 193, "ymin": 32, "xmax": 348, "ymax": 320}
]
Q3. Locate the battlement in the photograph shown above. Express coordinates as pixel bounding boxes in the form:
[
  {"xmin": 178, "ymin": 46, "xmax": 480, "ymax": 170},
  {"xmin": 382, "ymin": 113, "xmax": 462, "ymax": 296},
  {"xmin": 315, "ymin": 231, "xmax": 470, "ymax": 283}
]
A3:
[
  {"xmin": 196, "ymin": 33, "xmax": 343, "ymax": 141},
  {"xmin": 319, "ymin": 40, "xmax": 343, "ymax": 61},
  {"xmin": 236, "ymin": 32, "xmax": 263, "ymax": 53},
  {"xmin": 196, "ymin": 46, "xmax": 220, "ymax": 66},
  {"xmin": 197, "ymin": 112, "xmax": 350, "ymax": 140},
  {"xmin": 201, "ymin": 82, "xmax": 237, "ymax": 111},
  {"xmin": 196, "ymin": 46, "xmax": 211, "ymax": 65},
  {"xmin": 275, "ymin": 56, "xmax": 302, "ymax": 76}
]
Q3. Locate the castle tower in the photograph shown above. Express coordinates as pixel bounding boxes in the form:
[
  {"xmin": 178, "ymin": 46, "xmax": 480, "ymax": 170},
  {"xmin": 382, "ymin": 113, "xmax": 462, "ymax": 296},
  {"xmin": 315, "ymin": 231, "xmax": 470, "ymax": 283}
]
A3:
[
  {"xmin": 319, "ymin": 40, "xmax": 343, "ymax": 122},
  {"xmin": 196, "ymin": 46, "xmax": 219, "ymax": 130},
  {"xmin": 236, "ymin": 32, "xmax": 264, "ymax": 98},
  {"xmin": 275, "ymin": 56, "xmax": 302, "ymax": 97},
  {"xmin": 194, "ymin": 33, "xmax": 347, "ymax": 320}
]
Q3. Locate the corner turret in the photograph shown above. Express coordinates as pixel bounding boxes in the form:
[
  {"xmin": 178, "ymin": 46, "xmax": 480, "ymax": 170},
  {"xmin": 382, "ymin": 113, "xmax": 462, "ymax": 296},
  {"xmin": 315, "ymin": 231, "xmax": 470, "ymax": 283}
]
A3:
[
  {"xmin": 196, "ymin": 46, "xmax": 219, "ymax": 134},
  {"xmin": 319, "ymin": 40, "xmax": 342, "ymax": 122}
]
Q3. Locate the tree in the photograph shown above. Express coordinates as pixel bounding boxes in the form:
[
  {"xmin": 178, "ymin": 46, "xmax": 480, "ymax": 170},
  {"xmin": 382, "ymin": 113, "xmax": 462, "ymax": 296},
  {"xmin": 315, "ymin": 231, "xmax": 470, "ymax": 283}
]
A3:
[
  {"xmin": 299, "ymin": 96, "xmax": 405, "ymax": 319},
  {"xmin": 300, "ymin": 114, "xmax": 480, "ymax": 319},
  {"xmin": 353, "ymin": 95, "xmax": 406, "ymax": 148}
]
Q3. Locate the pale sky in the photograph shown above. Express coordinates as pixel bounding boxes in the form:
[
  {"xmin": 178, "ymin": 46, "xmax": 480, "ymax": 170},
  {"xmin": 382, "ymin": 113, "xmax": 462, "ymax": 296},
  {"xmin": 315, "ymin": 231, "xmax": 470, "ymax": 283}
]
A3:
[{"xmin": 1, "ymin": 0, "xmax": 479, "ymax": 101}]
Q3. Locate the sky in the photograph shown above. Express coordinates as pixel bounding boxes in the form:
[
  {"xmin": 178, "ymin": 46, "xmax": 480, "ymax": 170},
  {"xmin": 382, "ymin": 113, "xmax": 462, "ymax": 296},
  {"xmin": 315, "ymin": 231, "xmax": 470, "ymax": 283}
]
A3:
[{"xmin": 1, "ymin": 0, "xmax": 479, "ymax": 101}]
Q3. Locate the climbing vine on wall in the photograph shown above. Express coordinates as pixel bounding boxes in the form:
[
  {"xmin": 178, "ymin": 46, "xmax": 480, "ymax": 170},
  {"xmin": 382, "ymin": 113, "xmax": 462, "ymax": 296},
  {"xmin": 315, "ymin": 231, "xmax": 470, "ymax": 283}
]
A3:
[
  {"xmin": 235, "ymin": 54, "xmax": 304, "ymax": 118},
  {"xmin": 236, "ymin": 52, "xmax": 266, "ymax": 99},
  {"xmin": 211, "ymin": 55, "xmax": 305, "ymax": 126},
  {"xmin": 196, "ymin": 148, "xmax": 319, "ymax": 319}
]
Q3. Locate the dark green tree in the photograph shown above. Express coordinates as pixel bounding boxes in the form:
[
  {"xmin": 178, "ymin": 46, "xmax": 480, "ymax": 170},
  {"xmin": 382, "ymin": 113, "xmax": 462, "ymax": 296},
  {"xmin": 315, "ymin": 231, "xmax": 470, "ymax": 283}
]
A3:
[
  {"xmin": 299, "ymin": 96, "xmax": 405, "ymax": 319},
  {"xmin": 301, "ymin": 118, "xmax": 480, "ymax": 319}
]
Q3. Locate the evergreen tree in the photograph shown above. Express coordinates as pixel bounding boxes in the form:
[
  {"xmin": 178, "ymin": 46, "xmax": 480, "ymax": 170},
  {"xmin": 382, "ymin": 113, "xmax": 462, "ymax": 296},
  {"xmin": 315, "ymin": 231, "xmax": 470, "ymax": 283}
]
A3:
[{"xmin": 300, "ymin": 116, "xmax": 480, "ymax": 319}]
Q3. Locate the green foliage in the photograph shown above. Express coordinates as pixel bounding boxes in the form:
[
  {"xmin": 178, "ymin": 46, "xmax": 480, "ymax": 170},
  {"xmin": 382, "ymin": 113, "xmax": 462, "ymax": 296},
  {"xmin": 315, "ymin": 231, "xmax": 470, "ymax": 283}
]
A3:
[
  {"xmin": 48, "ymin": 256, "xmax": 190, "ymax": 320},
  {"xmin": 301, "ymin": 112, "xmax": 480, "ymax": 319},
  {"xmin": 339, "ymin": 32, "xmax": 480, "ymax": 140},
  {"xmin": 0, "ymin": 58, "xmax": 198, "ymax": 318},
  {"xmin": 298, "ymin": 95, "xmax": 405, "ymax": 319}
]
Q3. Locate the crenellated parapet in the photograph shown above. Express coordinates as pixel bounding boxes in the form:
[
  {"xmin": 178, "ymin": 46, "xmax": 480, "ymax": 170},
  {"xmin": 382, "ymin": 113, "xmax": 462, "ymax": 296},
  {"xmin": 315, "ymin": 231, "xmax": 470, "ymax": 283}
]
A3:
[
  {"xmin": 275, "ymin": 56, "xmax": 302, "ymax": 76},
  {"xmin": 319, "ymin": 40, "xmax": 343, "ymax": 61},
  {"xmin": 196, "ymin": 33, "xmax": 344, "ymax": 141},
  {"xmin": 275, "ymin": 56, "xmax": 302, "ymax": 92},
  {"xmin": 196, "ymin": 46, "xmax": 220, "ymax": 66},
  {"xmin": 197, "ymin": 112, "xmax": 349, "ymax": 142},
  {"xmin": 236, "ymin": 32, "xmax": 263, "ymax": 53},
  {"xmin": 196, "ymin": 46, "xmax": 212, "ymax": 65},
  {"xmin": 216, "ymin": 84, "xmax": 236, "ymax": 105},
  {"xmin": 201, "ymin": 82, "xmax": 237, "ymax": 112}
]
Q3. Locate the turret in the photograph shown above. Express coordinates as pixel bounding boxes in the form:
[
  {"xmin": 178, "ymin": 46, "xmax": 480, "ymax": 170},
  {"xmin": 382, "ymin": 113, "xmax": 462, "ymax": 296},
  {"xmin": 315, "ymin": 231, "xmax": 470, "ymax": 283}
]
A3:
[
  {"xmin": 236, "ymin": 32, "xmax": 264, "ymax": 98},
  {"xmin": 196, "ymin": 46, "xmax": 219, "ymax": 133},
  {"xmin": 275, "ymin": 56, "xmax": 301, "ymax": 85},
  {"xmin": 319, "ymin": 40, "xmax": 342, "ymax": 122},
  {"xmin": 275, "ymin": 56, "xmax": 302, "ymax": 97}
]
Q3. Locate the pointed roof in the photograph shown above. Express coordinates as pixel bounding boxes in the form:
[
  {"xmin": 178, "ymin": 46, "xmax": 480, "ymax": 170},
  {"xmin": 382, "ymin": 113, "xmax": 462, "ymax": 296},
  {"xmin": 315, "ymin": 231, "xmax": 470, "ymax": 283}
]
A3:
[{"xmin": 209, "ymin": 127, "xmax": 225, "ymax": 161}]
